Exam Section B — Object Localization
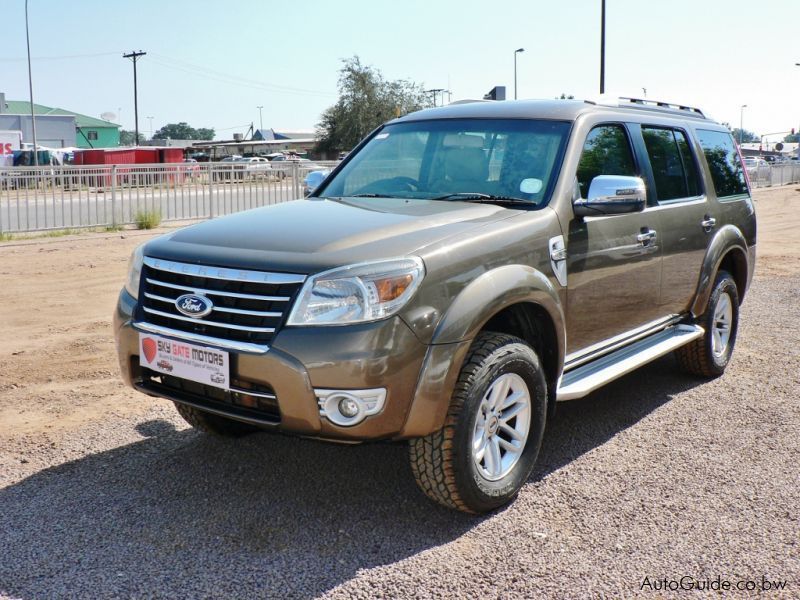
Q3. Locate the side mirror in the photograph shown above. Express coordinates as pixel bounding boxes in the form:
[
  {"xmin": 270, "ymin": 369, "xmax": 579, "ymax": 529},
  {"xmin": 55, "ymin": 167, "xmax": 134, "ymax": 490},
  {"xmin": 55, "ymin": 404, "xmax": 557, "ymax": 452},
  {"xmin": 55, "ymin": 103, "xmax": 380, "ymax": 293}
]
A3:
[{"xmin": 573, "ymin": 175, "xmax": 646, "ymax": 217}]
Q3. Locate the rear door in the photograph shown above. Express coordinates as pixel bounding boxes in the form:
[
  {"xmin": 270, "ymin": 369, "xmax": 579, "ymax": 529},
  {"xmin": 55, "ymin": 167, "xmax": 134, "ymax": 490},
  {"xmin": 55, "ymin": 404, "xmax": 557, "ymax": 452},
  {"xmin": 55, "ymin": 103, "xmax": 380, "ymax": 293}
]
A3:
[{"xmin": 632, "ymin": 125, "xmax": 711, "ymax": 313}]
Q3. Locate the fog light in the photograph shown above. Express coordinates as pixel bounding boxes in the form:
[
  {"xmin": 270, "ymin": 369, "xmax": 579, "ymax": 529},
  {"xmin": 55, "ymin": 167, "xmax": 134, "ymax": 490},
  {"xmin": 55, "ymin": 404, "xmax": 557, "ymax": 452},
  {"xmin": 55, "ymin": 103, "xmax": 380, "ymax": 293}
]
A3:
[
  {"xmin": 338, "ymin": 396, "xmax": 360, "ymax": 418},
  {"xmin": 316, "ymin": 388, "xmax": 387, "ymax": 427}
]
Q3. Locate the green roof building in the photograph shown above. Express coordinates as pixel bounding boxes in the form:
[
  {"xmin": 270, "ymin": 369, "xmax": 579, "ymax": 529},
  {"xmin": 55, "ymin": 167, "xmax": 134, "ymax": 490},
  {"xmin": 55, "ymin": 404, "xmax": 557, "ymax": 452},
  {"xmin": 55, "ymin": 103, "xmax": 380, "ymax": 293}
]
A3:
[{"xmin": 2, "ymin": 99, "xmax": 120, "ymax": 148}]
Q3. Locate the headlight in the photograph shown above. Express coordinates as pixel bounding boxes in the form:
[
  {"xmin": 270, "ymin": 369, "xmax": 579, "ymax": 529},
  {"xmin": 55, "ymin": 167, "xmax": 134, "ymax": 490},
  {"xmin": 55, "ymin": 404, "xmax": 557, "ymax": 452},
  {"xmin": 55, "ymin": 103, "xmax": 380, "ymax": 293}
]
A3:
[
  {"xmin": 124, "ymin": 244, "xmax": 145, "ymax": 299},
  {"xmin": 287, "ymin": 258, "xmax": 425, "ymax": 326}
]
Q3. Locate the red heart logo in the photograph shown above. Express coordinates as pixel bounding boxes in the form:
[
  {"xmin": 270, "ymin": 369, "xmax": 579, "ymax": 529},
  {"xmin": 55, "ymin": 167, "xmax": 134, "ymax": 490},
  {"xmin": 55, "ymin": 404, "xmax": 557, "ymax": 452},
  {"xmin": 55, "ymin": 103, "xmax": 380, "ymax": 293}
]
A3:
[{"xmin": 142, "ymin": 338, "xmax": 157, "ymax": 363}]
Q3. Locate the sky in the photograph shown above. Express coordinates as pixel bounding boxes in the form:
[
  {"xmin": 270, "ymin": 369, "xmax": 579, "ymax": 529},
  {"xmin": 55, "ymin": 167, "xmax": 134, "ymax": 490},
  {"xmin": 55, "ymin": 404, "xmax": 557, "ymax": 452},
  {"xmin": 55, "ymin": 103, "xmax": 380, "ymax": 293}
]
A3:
[{"xmin": 3, "ymin": 0, "xmax": 799, "ymax": 142}]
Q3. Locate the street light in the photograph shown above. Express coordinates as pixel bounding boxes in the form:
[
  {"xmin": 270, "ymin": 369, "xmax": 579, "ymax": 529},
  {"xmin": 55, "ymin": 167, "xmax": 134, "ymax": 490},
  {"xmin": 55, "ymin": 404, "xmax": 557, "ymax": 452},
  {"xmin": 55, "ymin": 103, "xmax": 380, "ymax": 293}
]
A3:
[
  {"xmin": 257, "ymin": 106, "xmax": 263, "ymax": 131},
  {"xmin": 600, "ymin": 0, "xmax": 606, "ymax": 93},
  {"xmin": 740, "ymin": 104, "xmax": 747, "ymax": 146},
  {"xmin": 24, "ymin": 0, "xmax": 38, "ymax": 166},
  {"xmin": 514, "ymin": 48, "xmax": 525, "ymax": 100}
]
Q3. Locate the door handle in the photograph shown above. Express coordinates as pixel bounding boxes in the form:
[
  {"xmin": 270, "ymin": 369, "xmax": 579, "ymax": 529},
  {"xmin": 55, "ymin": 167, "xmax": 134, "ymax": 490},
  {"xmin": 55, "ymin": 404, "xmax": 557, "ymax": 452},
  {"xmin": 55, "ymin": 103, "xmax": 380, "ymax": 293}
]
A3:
[
  {"xmin": 701, "ymin": 216, "xmax": 716, "ymax": 231},
  {"xmin": 636, "ymin": 228, "xmax": 657, "ymax": 244}
]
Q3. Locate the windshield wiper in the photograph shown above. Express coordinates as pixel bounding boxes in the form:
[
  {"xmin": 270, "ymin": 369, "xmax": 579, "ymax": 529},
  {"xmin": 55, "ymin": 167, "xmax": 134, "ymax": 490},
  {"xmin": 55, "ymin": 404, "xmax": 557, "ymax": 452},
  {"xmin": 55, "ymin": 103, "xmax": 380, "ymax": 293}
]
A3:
[
  {"xmin": 430, "ymin": 192, "xmax": 531, "ymax": 204},
  {"xmin": 350, "ymin": 193, "xmax": 407, "ymax": 199}
]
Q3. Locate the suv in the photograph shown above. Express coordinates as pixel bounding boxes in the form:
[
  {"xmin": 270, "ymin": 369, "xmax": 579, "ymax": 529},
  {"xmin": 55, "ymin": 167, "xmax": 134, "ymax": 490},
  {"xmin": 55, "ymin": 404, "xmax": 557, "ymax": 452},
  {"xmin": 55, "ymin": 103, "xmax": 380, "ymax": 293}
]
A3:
[{"xmin": 114, "ymin": 98, "xmax": 756, "ymax": 513}]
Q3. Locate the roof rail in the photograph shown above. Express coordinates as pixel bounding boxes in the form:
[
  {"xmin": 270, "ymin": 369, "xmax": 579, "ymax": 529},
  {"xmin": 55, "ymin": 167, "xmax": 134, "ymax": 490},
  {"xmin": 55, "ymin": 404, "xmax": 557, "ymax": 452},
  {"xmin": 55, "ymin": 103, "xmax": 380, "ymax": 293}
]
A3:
[{"xmin": 617, "ymin": 96, "xmax": 707, "ymax": 119}]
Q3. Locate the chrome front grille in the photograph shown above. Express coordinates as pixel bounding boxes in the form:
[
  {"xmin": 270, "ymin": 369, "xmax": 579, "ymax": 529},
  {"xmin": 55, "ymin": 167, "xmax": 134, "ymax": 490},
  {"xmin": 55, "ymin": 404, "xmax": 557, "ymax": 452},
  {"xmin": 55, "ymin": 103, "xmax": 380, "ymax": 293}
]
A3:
[{"xmin": 138, "ymin": 257, "xmax": 305, "ymax": 348}]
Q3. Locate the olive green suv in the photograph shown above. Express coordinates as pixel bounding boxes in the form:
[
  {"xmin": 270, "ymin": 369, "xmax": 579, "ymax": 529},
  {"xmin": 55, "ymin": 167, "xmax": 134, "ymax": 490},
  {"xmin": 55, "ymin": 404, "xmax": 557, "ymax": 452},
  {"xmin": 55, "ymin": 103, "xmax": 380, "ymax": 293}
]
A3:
[{"xmin": 114, "ymin": 97, "xmax": 756, "ymax": 513}]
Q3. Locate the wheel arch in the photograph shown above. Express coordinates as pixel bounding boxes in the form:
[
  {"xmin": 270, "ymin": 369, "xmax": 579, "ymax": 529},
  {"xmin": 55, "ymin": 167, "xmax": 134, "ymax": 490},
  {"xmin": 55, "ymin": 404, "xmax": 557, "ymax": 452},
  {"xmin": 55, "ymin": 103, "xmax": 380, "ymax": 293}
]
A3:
[
  {"xmin": 399, "ymin": 265, "xmax": 565, "ymax": 438},
  {"xmin": 691, "ymin": 225, "xmax": 751, "ymax": 317}
]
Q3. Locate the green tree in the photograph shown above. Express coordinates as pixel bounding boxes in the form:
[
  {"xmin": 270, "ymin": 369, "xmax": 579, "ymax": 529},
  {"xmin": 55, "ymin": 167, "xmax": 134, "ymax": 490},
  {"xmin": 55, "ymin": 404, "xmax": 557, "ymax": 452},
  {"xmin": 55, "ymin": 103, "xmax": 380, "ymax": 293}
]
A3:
[
  {"xmin": 119, "ymin": 129, "xmax": 145, "ymax": 145},
  {"xmin": 729, "ymin": 128, "xmax": 758, "ymax": 143},
  {"xmin": 783, "ymin": 133, "xmax": 799, "ymax": 143},
  {"xmin": 556, "ymin": 93, "xmax": 575, "ymax": 99},
  {"xmin": 315, "ymin": 56, "xmax": 432, "ymax": 154},
  {"xmin": 152, "ymin": 122, "xmax": 215, "ymax": 140}
]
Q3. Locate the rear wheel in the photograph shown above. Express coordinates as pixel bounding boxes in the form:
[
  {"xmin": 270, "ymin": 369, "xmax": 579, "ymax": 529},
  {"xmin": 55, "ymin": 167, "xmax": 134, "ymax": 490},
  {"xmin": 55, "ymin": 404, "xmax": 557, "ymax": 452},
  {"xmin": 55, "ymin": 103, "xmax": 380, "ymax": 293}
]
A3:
[
  {"xmin": 675, "ymin": 270, "xmax": 740, "ymax": 377},
  {"xmin": 409, "ymin": 332, "xmax": 547, "ymax": 513},
  {"xmin": 173, "ymin": 402, "xmax": 259, "ymax": 437}
]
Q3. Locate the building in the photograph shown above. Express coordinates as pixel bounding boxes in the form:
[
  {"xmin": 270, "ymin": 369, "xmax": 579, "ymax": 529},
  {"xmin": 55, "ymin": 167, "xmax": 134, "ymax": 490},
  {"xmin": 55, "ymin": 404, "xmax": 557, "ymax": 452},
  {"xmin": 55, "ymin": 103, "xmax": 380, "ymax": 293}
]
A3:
[
  {"xmin": 0, "ymin": 93, "xmax": 120, "ymax": 148},
  {"xmin": 193, "ymin": 128, "xmax": 317, "ymax": 159}
]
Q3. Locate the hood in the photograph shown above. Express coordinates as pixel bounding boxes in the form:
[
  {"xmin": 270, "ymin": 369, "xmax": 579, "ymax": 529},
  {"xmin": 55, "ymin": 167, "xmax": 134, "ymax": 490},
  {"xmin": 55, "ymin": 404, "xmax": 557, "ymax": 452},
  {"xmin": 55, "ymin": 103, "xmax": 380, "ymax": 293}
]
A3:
[{"xmin": 144, "ymin": 197, "xmax": 518, "ymax": 274}]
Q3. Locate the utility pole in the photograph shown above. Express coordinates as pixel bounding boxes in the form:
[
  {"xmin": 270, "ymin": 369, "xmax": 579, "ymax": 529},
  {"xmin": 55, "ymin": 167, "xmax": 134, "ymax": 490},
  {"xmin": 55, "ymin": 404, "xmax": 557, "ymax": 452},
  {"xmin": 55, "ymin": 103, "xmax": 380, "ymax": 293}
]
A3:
[
  {"xmin": 123, "ymin": 51, "xmax": 146, "ymax": 145},
  {"xmin": 257, "ymin": 106, "xmax": 263, "ymax": 131},
  {"xmin": 25, "ymin": 0, "xmax": 38, "ymax": 166},
  {"xmin": 600, "ymin": 0, "xmax": 606, "ymax": 94},
  {"xmin": 425, "ymin": 88, "xmax": 444, "ymax": 107}
]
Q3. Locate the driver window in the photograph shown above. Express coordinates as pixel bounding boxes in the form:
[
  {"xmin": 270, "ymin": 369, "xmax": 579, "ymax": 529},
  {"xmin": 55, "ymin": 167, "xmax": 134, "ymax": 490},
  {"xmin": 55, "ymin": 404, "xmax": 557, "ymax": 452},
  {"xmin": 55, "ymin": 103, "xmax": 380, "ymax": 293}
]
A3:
[{"xmin": 576, "ymin": 125, "xmax": 636, "ymax": 198}]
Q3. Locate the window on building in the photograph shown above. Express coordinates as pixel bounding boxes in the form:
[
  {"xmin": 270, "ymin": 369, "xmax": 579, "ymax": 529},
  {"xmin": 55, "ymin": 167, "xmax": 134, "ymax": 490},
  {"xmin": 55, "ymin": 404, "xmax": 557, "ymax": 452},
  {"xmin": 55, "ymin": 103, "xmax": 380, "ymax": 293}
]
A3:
[{"xmin": 87, "ymin": 131, "xmax": 98, "ymax": 141}]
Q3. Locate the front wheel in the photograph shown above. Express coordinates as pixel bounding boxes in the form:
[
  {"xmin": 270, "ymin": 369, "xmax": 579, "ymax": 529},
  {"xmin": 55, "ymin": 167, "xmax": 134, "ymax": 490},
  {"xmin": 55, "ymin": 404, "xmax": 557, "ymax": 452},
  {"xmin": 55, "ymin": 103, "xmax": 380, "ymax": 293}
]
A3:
[
  {"xmin": 409, "ymin": 332, "xmax": 547, "ymax": 513},
  {"xmin": 675, "ymin": 270, "xmax": 740, "ymax": 377}
]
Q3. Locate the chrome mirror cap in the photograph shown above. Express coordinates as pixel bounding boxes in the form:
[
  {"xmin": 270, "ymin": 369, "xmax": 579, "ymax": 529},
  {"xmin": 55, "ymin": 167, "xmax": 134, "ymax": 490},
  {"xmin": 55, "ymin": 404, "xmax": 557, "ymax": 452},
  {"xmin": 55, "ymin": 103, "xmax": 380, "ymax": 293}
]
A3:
[{"xmin": 573, "ymin": 175, "xmax": 646, "ymax": 217}]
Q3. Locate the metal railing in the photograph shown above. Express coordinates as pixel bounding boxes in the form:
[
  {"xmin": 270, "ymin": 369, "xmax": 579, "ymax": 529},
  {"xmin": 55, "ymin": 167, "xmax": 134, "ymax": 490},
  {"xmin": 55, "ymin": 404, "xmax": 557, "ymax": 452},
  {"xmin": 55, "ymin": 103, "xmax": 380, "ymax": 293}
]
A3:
[
  {"xmin": 746, "ymin": 162, "xmax": 800, "ymax": 188},
  {"xmin": 0, "ymin": 161, "xmax": 338, "ymax": 233}
]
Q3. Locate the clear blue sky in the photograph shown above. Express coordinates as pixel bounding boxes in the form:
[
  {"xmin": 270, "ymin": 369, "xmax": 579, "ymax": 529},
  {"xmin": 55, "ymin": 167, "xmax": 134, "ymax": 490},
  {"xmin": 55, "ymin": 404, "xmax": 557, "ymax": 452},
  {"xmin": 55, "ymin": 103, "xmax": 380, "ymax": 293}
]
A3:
[{"xmin": 3, "ymin": 0, "xmax": 799, "ymax": 141}]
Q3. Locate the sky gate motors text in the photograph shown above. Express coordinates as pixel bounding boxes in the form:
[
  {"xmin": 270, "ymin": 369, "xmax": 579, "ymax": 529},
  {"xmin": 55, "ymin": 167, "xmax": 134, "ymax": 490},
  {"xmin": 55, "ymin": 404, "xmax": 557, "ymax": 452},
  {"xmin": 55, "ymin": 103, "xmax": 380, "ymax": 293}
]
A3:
[{"xmin": 156, "ymin": 340, "xmax": 226, "ymax": 366}]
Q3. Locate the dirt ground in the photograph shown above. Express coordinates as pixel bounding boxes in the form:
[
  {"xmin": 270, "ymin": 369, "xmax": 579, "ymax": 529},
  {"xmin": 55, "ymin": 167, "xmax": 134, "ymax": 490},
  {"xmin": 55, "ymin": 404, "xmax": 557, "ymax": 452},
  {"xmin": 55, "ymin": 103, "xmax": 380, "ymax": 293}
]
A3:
[{"xmin": 0, "ymin": 187, "xmax": 797, "ymax": 598}]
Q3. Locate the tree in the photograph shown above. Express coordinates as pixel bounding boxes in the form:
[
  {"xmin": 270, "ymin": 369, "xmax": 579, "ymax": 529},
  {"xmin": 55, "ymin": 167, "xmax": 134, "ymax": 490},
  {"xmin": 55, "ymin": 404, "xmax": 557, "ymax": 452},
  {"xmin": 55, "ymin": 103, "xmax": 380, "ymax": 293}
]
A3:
[
  {"xmin": 119, "ymin": 129, "xmax": 145, "ymax": 145},
  {"xmin": 556, "ymin": 93, "xmax": 575, "ymax": 99},
  {"xmin": 783, "ymin": 133, "xmax": 799, "ymax": 143},
  {"xmin": 152, "ymin": 122, "xmax": 215, "ymax": 140},
  {"xmin": 729, "ymin": 128, "xmax": 758, "ymax": 143},
  {"xmin": 315, "ymin": 56, "xmax": 432, "ymax": 154}
]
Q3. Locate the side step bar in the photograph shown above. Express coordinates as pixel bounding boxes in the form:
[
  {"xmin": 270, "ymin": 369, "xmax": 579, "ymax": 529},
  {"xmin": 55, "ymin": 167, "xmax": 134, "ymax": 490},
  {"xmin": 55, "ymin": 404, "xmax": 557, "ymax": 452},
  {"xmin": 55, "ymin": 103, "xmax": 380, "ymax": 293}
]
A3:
[{"xmin": 556, "ymin": 324, "xmax": 704, "ymax": 401}]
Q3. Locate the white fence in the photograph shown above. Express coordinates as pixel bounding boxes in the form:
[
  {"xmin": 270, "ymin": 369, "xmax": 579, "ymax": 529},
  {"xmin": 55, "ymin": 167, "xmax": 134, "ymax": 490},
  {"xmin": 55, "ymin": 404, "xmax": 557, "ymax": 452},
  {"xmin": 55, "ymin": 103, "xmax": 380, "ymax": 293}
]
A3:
[
  {"xmin": 0, "ymin": 161, "xmax": 337, "ymax": 233},
  {"xmin": 746, "ymin": 162, "xmax": 800, "ymax": 189}
]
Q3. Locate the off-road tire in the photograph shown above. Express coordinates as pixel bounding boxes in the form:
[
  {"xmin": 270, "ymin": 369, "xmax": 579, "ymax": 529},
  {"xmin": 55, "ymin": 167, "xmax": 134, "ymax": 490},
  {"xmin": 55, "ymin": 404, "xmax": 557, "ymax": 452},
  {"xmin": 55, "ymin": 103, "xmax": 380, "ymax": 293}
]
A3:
[
  {"xmin": 173, "ymin": 402, "xmax": 259, "ymax": 437},
  {"xmin": 675, "ymin": 270, "xmax": 740, "ymax": 377},
  {"xmin": 409, "ymin": 332, "xmax": 547, "ymax": 513}
]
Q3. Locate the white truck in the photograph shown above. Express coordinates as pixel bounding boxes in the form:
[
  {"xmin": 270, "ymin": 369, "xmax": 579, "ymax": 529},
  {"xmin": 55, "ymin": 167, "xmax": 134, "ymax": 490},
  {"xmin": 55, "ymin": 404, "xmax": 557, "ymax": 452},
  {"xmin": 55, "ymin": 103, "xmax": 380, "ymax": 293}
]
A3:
[{"xmin": 0, "ymin": 130, "xmax": 23, "ymax": 167}]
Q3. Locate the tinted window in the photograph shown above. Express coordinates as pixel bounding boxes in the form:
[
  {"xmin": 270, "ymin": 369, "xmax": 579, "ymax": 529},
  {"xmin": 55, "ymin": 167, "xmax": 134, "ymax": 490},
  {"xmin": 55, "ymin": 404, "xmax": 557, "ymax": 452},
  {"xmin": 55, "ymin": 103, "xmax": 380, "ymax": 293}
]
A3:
[
  {"xmin": 696, "ymin": 129, "xmax": 748, "ymax": 198},
  {"xmin": 577, "ymin": 125, "xmax": 636, "ymax": 198},
  {"xmin": 642, "ymin": 127, "xmax": 700, "ymax": 201}
]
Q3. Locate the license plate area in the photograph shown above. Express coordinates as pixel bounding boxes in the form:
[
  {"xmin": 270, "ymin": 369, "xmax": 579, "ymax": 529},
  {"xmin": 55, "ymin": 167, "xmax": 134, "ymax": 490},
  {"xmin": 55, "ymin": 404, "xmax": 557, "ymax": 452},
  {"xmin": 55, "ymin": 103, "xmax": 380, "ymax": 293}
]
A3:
[{"xmin": 139, "ymin": 333, "xmax": 230, "ymax": 390}]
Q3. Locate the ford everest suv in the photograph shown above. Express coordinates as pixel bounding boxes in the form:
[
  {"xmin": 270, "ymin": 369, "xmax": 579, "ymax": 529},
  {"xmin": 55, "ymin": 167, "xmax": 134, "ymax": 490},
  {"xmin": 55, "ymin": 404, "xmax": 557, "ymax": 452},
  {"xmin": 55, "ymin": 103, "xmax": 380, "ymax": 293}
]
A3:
[{"xmin": 114, "ymin": 97, "xmax": 756, "ymax": 514}]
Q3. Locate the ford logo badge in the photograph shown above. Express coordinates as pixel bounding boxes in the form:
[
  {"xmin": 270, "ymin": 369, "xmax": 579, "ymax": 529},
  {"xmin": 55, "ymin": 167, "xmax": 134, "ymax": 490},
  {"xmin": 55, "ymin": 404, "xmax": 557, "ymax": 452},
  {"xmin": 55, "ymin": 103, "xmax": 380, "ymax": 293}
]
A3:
[{"xmin": 175, "ymin": 294, "xmax": 213, "ymax": 318}]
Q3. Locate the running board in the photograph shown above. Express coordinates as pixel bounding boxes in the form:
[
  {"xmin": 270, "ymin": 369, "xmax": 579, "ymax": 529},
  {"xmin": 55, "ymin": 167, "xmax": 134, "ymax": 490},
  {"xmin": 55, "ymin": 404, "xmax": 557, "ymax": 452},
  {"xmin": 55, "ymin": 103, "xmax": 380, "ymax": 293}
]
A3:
[{"xmin": 556, "ymin": 324, "xmax": 704, "ymax": 401}]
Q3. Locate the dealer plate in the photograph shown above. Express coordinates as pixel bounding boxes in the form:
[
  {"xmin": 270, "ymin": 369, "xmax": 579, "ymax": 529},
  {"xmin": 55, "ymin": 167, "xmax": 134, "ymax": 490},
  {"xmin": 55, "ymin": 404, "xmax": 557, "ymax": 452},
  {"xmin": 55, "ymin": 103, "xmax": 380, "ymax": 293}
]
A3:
[{"xmin": 139, "ymin": 333, "xmax": 230, "ymax": 390}]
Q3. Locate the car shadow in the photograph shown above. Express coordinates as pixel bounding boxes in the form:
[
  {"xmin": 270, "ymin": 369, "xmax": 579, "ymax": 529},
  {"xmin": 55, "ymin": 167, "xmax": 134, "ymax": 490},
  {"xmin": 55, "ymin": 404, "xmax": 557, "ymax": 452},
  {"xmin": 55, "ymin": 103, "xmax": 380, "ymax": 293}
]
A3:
[{"xmin": 0, "ymin": 355, "xmax": 704, "ymax": 598}]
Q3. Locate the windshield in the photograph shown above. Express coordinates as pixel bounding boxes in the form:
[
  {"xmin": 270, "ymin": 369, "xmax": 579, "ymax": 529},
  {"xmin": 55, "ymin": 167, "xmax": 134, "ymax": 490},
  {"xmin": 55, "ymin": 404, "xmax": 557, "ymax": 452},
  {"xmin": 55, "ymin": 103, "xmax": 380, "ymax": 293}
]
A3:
[{"xmin": 319, "ymin": 118, "xmax": 571, "ymax": 206}]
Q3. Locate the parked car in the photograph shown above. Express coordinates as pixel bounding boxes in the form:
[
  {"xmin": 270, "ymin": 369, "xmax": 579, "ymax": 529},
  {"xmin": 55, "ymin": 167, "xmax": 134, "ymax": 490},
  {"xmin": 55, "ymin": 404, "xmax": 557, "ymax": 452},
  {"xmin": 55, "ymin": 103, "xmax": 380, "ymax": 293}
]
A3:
[
  {"xmin": 303, "ymin": 169, "xmax": 331, "ymax": 196},
  {"xmin": 116, "ymin": 97, "xmax": 755, "ymax": 513},
  {"xmin": 182, "ymin": 158, "xmax": 200, "ymax": 178},
  {"xmin": 239, "ymin": 156, "xmax": 272, "ymax": 178}
]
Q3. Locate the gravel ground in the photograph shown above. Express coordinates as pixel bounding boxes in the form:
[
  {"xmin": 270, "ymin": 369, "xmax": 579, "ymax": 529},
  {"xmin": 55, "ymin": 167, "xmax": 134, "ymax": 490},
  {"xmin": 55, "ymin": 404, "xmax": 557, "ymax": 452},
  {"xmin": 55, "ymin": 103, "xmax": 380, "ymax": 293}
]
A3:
[{"xmin": 1, "ymin": 190, "xmax": 798, "ymax": 598}]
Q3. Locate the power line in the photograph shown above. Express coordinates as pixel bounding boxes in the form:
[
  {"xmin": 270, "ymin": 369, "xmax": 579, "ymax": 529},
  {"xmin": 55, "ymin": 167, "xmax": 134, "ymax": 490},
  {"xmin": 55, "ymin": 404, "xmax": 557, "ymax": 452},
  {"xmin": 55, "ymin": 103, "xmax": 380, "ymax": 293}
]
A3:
[
  {"xmin": 148, "ymin": 53, "xmax": 334, "ymax": 98},
  {"xmin": 0, "ymin": 51, "xmax": 121, "ymax": 62}
]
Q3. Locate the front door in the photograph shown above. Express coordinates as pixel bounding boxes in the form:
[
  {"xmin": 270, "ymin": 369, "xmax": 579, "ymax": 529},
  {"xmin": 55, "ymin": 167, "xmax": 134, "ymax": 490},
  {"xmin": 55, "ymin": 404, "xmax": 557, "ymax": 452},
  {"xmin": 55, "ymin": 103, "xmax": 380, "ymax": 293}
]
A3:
[{"xmin": 565, "ymin": 123, "xmax": 665, "ymax": 356}]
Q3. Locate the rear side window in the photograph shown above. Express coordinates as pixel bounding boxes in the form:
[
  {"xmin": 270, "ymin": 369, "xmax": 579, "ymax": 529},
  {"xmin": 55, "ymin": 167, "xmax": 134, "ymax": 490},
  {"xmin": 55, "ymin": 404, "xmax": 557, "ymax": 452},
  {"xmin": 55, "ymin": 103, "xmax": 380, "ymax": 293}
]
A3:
[
  {"xmin": 641, "ymin": 127, "xmax": 700, "ymax": 201},
  {"xmin": 576, "ymin": 125, "xmax": 637, "ymax": 198},
  {"xmin": 696, "ymin": 129, "xmax": 748, "ymax": 198}
]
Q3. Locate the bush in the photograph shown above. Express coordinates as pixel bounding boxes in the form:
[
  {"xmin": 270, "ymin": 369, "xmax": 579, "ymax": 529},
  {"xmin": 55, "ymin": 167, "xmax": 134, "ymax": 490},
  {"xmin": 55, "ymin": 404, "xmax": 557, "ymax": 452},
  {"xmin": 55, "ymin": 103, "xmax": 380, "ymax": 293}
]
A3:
[{"xmin": 135, "ymin": 210, "xmax": 161, "ymax": 230}]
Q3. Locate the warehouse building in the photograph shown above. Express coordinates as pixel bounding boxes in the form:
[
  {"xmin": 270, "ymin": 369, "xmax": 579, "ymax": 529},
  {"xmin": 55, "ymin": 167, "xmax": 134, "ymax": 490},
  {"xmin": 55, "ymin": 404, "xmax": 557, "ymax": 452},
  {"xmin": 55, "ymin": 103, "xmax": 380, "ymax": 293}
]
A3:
[{"xmin": 0, "ymin": 93, "xmax": 120, "ymax": 148}]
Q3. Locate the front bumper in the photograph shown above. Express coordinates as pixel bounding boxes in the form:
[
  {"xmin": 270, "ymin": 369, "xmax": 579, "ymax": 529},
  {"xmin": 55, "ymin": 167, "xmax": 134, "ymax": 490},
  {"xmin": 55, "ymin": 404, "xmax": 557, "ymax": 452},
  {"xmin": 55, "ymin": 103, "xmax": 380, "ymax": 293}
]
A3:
[{"xmin": 113, "ymin": 288, "xmax": 430, "ymax": 441}]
